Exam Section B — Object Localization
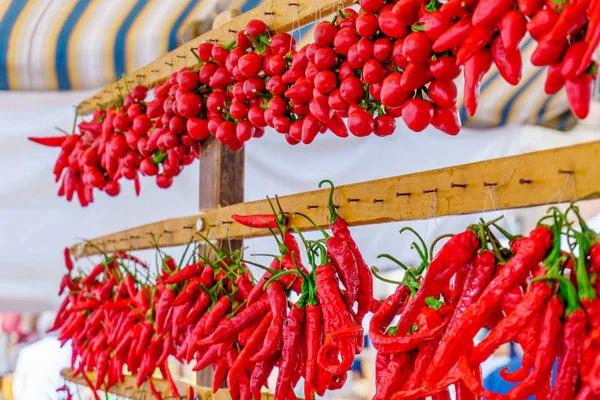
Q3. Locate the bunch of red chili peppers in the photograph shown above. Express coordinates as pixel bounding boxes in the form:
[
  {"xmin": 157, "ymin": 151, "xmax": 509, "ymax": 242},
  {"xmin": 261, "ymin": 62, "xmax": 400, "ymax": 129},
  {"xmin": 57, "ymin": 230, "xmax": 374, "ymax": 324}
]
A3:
[
  {"xmin": 53, "ymin": 183, "xmax": 600, "ymax": 399},
  {"xmin": 32, "ymin": 1, "xmax": 599, "ymax": 205},
  {"xmin": 368, "ymin": 202, "xmax": 600, "ymax": 400},
  {"xmin": 53, "ymin": 191, "xmax": 376, "ymax": 399}
]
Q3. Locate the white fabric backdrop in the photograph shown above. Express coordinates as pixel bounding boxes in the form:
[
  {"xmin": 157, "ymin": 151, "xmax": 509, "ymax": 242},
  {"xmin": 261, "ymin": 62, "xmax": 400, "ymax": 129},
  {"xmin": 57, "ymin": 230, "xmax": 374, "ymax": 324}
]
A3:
[{"xmin": 1, "ymin": 90, "xmax": 599, "ymax": 312}]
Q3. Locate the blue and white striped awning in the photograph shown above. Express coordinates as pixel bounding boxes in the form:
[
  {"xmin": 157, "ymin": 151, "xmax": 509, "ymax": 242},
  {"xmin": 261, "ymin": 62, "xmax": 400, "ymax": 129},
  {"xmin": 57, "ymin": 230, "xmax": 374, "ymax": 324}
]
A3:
[
  {"xmin": 0, "ymin": 0, "xmax": 214, "ymax": 91},
  {"xmin": 0, "ymin": 0, "xmax": 581, "ymax": 129}
]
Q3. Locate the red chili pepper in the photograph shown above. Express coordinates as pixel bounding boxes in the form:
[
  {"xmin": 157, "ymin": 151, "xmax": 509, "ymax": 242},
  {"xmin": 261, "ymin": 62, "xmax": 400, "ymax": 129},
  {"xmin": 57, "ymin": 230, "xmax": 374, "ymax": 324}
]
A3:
[
  {"xmin": 547, "ymin": 0, "xmax": 590, "ymax": 42},
  {"xmin": 551, "ymin": 307, "xmax": 587, "ymax": 400},
  {"xmin": 274, "ymin": 304, "xmax": 304, "ymax": 400},
  {"xmin": 155, "ymin": 286, "xmax": 176, "ymax": 334},
  {"xmin": 491, "ymin": 36, "xmax": 522, "ymax": 86},
  {"xmin": 327, "ymin": 111, "xmax": 349, "ymax": 138},
  {"xmin": 165, "ymin": 262, "xmax": 204, "ymax": 285},
  {"xmin": 395, "ymin": 230, "xmax": 479, "ymax": 338},
  {"xmin": 212, "ymin": 354, "xmax": 229, "ymax": 394},
  {"xmin": 470, "ymin": 280, "xmax": 555, "ymax": 364},
  {"xmin": 472, "ymin": 0, "xmax": 516, "ymax": 28},
  {"xmin": 499, "ymin": 11, "xmax": 527, "ymax": 53},
  {"xmin": 440, "ymin": 0, "xmax": 478, "ymax": 18},
  {"xmin": 251, "ymin": 351, "xmax": 280, "ymax": 399},
  {"xmin": 172, "ymin": 276, "xmax": 204, "ymax": 307},
  {"xmin": 518, "ymin": 0, "xmax": 544, "ymax": 16},
  {"xmin": 401, "ymin": 63, "xmax": 434, "ymax": 90},
  {"xmin": 28, "ymin": 135, "xmax": 67, "ymax": 147},
  {"xmin": 316, "ymin": 263, "xmax": 363, "ymax": 374},
  {"xmin": 319, "ymin": 215, "xmax": 371, "ymax": 325},
  {"xmin": 160, "ymin": 360, "xmax": 180, "ymax": 399},
  {"xmin": 229, "ymin": 311, "xmax": 273, "ymax": 394},
  {"xmin": 527, "ymin": 9, "xmax": 559, "ymax": 41},
  {"xmin": 531, "ymin": 36, "xmax": 567, "ymax": 66},
  {"xmin": 566, "ymin": 71, "xmax": 594, "ymax": 120},
  {"xmin": 251, "ymin": 282, "xmax": 287, "ymax": 362},
  {"xmin": 456, "ymin": 27, "xmax": 494, "ymax": 66},
  {"xmin": 429, "ymin": 56, "xmax": 462, "ymax": 81},
  {"xmin": 327, "ymin": 236, "xmax": 360, "ymax": 306},
  {"xmin": 231, "ymin": 214, "xmax": 280, "ymax": 229},
  {"xmin": 432, "ymin": 106, "xmax": 462, "ymax": 136},
  {"xmin": 506, "ymin": 297, "xmax": 563, "ymax": 399},
  {"xmin": 203, "ymin": 296, "xmax": 231, "ymax": 335},
  {"xmin": 428, "ymin": 80, "xmax": 458, "ymax": 108},
  {"xmin": 374, "ymin": 352, "xmax": 412, "ymax": 400},
  {"xmin": 304, "ymin": 303, "xmax": 322, "ymax": 400},
  {"xmin": 201, "ymin": 296, "xmax": 270, "ymax": 345},
  {"xmin": 562, "ymin": 41, "xmax": 590, "ymax": 81},
  {"xmin": 82, "ymin": 264, "xmax": 104, "ymax": 287},
  {"xmin": 544, "ymin": 63, "xmax": 566, "ymax": 94},
  {"xmin": 424, "ymin": 228, "xmax": 553, "ymax": 385},
  {"xmin": 580, "ymin": 5, "xmax": 600, "ymax": 75},
  {"xmin": 393, "ymin": 0, "xmax": 424, "ymax": 25},
  {"xmin": 432, "ymin": 15, "xmax": 472, "ymax": 53},
  {"xmin": 463, "ymin": 49, "xmax": 493, "ymax": 117}
]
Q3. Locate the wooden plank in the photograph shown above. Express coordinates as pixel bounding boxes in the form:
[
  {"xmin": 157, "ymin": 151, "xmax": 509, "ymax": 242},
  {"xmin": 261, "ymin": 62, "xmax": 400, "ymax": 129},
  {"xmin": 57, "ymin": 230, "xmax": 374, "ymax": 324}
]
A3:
[
  {"xmin": 71, "ymin": 140, "xmax": 600, "ymax": 258},
  {"xmin": 75, "ymin": 0, "xmax": 353, "ymax": 115},
  {"xmin": 61, "ymin": 369, "xmax": 279, "ymax": 399}
]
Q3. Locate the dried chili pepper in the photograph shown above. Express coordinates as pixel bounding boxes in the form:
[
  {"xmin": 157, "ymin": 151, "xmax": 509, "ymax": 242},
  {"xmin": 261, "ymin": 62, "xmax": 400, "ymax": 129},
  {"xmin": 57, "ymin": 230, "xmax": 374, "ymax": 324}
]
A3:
[
  {"xmin": 506, "ymin": 296, "xmax": 564, "ymax": 399},
  {"xmin": 424, "ymin": 227, "xmax": 553, "ymax": 385},
  {"xmin": 231, "ymin": 213, "xmax": 280, "ymax": 229},
  {"xmin": 551, "ymin": 279, "xmax": 587, "ymax": 400},
  {"xmin": 374, "ymin": 352, "xmax": 412, "ymax": 400},
  {"xmin": 274, "ymin": 304, "xmax": 305, "ymax": 400},
  {"xmin": 228, "ymin": 311, "xmax": 273, "ymax": 392},
  {"xmin": 201, "ymin": 296, "xmax": 270, "ymax": 345},
  {"xmin": 316, "ymin": 262, "xmax": 362, "ymax": 374},
  {"xmin": 304, "ymin": 302, "xmax": 322, "ymax": 400},
  {"xmin": 165, "ymin": 262, "xmax": 205, "ymax": 284},
  {"xmin": 251, "ymin": 282, "xmax": 287, "ymax": 362},
  {"xmin": 319, "ymin": 180, "xmax": 373, "ymax": 324},
  {"xmin": 393, "ymin": 229, "xmax": 479, "ymax": 338}
]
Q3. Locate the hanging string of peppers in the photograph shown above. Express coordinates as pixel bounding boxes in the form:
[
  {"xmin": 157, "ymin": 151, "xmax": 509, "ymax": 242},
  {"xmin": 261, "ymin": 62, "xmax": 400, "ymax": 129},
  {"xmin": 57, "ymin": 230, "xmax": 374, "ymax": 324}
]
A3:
[
  {"xmin": 53, "ymin": 182, "xmax": 600, "ymax": 399},
  {"xmin": 30, "ymin": 0, "xmax": 600, "ymax": 205}
]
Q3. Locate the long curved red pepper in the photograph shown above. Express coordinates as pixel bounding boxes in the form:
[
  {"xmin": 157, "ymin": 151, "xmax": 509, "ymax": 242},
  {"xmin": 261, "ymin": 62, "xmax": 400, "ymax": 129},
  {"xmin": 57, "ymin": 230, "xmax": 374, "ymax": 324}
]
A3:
[
  {"xmin": 423, "ymin": 228, "xmax": 552, "ymax": 386},
  {"xmin": 506, "ymin": 296, "xmax": 563, "ymax": 399},
  {"xmin": 274, "ymin": 304, "xmax": 304, "ymax": 400},
  {"xmin": 463, "ymin": 49, "xmax": 493, "ymax": 117},
  {"xmin": 251, "ymin": 282, "xmax": 287, "ymax": 362},
  {"xmin": 393, "ymin": 230, "xmax": 479, "ymax": 338}
]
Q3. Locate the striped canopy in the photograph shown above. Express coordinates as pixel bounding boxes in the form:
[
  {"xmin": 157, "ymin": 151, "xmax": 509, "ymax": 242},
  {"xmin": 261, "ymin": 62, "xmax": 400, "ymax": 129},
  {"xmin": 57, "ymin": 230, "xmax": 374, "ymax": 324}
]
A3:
[{"xmin": 0, "ymin": 0, "xmax": 589, "ymax": 129}]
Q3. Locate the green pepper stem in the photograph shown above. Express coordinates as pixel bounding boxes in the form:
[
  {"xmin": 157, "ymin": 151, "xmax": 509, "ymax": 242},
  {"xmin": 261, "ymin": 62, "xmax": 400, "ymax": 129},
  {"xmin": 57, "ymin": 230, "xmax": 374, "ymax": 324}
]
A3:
[
  {"xmin": 371, "ymin": 266, "xmax": 404, "ymax": 285},
  {"xmin": 293, "ymin": 212, "xmax": 329, "ymax": 238},
  {"xmin": 241, "ymin": 259, "xmax": 278, "ymax": 274},
  {"xmin": 263, "ymin": 270, "xmax": 303, "ymax": 290},
  {"xmin": 377, "ymin": 253, "xmax": 409, "ymax": 271},
  {"xmin": 318, "ymin": 180, "xmax": 339, "ymax": 224},
  {"xmin": 429, "ymin": 234, "xmax": 455, "ymax": 261},
  {"xmin": 399, "ymin": 227, "xmax": 429, "ymax": 262}
]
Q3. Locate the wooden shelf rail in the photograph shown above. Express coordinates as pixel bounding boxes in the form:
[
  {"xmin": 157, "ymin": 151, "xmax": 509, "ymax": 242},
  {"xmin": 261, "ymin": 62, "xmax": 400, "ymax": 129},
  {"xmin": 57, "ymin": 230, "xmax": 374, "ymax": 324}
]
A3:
[
  {"xmin": 75, "ymin": 0, "xmax": 352, "ymax": 115},
  {"xmin": 71, "ymin": 140, "xmax": 600, "ymax": 258},
  {"xmin": 61, "ymin": 369, "xmax": 280, "ymax": 399}
]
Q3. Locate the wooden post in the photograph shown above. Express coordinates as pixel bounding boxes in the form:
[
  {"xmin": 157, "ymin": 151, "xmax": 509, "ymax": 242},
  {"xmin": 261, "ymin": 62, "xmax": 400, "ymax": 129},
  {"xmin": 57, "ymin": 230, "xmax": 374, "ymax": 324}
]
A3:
[
  {"xmin": 196, "ymin": 135, "xmax": 245, "ymax": 388},
  {"xmin": 196, "ymin": 11, "xmax": 245, "ymax": 387}
]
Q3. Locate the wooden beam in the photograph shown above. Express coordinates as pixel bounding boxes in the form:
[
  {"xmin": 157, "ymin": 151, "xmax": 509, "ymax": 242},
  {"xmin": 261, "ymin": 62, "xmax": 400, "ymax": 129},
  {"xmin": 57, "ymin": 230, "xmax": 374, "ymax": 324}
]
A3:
[
  {"xmin": 61, "ymin": 369, "xmax": 280, "ymax": 400},
  {"xmin": 75, "ymin": 0, "xmax": 352, "ymax": 115},
  {"xmin": 71, "ymin": 140, "xmax": 600, "ymax": 258}
]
